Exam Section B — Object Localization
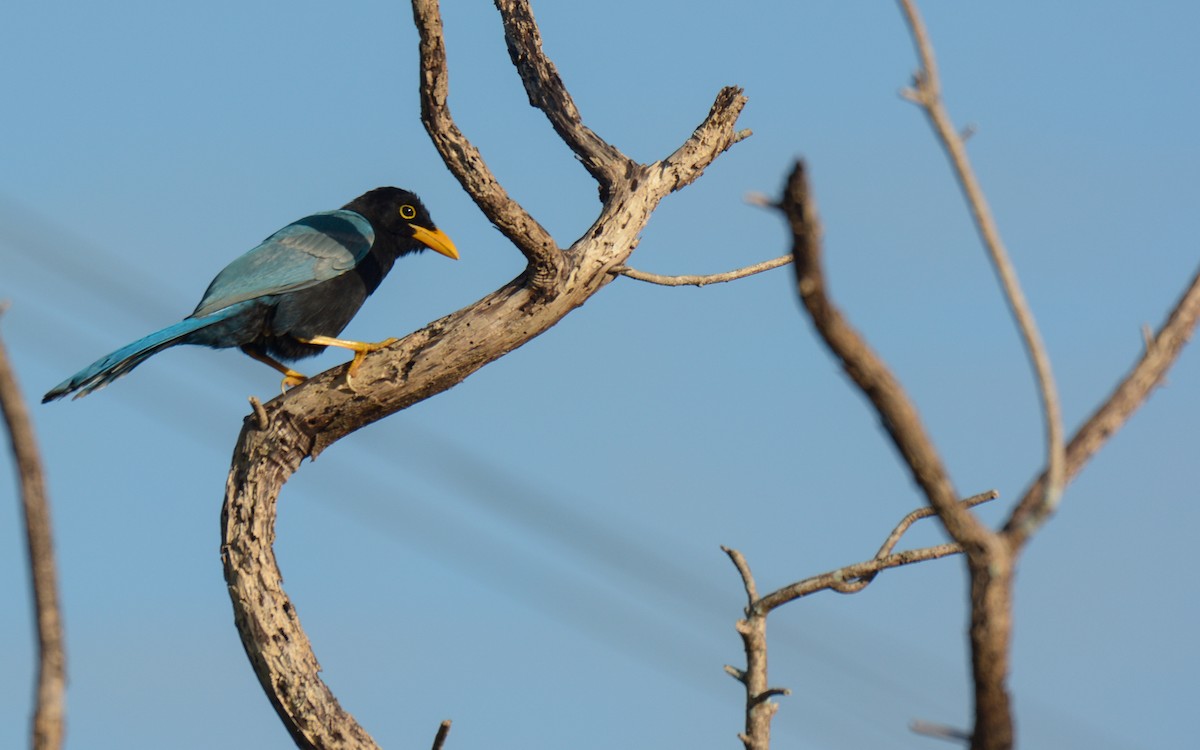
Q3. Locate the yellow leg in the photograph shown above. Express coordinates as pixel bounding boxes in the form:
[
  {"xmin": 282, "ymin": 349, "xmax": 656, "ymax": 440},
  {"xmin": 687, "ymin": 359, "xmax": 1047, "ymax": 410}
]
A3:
[
  {"xmin": 297, "ymin": 335, "xmax": 399, "ymax": 378},
  {"xmin": 241, "ymin": 346, "xmax": 308, "ymax": 390}
]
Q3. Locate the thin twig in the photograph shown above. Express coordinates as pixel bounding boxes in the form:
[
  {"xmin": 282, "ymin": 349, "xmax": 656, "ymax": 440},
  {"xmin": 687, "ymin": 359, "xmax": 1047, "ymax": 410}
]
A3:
[
  {"xmin": 612, "ymin": 255, "xmax": 792, "ymax": 287},
  {"xmin": 754, "ymin": 492, "xmax": 996, "ymax": 612},
  {"xmin": 875, "ymin": 490, "xmax": 997, "ymax": 560},
  {"xmin": 762, "ymin": 543, "xmax": 964, "ymax": 607},
  {"xmin": 721, "ymin": 545, "xmax": 758, "ymax": 607},
  {"xmin": 0, "ymin": 320, "xmax": 66, "ymax": 750},
  {"xmin": 897, "ymin": 0, "xmax": 1065, "ymax": 534},
  {"xmin": 911, "ymin": 719, "xmax": 972, "ymax": 743}
]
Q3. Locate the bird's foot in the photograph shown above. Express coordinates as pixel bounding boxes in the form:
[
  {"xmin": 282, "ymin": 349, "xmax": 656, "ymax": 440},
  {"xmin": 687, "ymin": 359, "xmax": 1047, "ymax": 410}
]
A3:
[
  {"xmin": 280, "ymin": 371, "xmax": 308, "ymax": 392},
  {"xmin": 346, "ymin": 337, "xmax": 400, "ymax": 378},
  {"xmin": 295, "ymin": 335, "xmax": 399, "ymax": 388}
]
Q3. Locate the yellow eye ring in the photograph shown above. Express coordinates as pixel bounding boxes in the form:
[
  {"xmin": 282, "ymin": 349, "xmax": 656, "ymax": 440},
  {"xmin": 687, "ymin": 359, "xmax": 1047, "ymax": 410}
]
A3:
[{"xmin": 399, "ymin": 204, "xmax": 417, "ymax": 220}]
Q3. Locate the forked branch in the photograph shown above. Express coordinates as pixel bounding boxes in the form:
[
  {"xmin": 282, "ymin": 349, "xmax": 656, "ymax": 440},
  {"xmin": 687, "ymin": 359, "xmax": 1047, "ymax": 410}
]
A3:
[
  {"xmin": 722, "ymin": 547, "xmax": 786, "ymax": 750},
  {"xmin": 754, "ymin": 490, "xmax": 997, "ymax": 609},
  {"xmin": 896, "ymin": 0, "xmax": 1065, "ymax": 535},
  {"xmin": 222, "ymin": 2, "xmax": 749, "ymax": 747},
  {"xmin": 724, "ymin": 492, "xmax": 995, "ymax": 750}
]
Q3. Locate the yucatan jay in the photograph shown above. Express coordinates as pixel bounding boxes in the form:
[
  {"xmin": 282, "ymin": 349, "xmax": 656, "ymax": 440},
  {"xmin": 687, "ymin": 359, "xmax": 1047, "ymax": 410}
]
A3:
[{"xmin": 43, "ymin": 187, "xmax": 458, "ymax": 402}]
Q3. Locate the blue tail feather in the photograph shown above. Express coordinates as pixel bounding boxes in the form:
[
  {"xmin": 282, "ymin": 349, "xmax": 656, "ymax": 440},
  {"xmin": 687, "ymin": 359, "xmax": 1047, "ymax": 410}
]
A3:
[{"xmin": 44, "ymin": 311, "xmax": 234, "ymax": 402}]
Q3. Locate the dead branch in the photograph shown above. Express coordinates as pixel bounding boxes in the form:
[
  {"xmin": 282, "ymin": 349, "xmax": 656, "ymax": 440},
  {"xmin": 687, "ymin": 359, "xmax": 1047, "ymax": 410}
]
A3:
[
  {"xmin": 779, "ymin": 160, "xmax": 1016, "ymax": 750},
  {"xmin": 494, "ymin": 0, "xmax": 631, "ymax": 193},
  {"xmin": 874, "ymin": 491, "xmax": 996, "ymax": 560},
  {"xmin": 412, "ymin": 0, "xmax": 560, "ymax": 286},
  {"xmin": 888, "ymin": 4, "xmax": 1200, "ymax": 744},
  {"xmin": 612, "ymin": 255, "xmax": 792, "ymax": 287},
  {"xmin": 0, "ymin": 318, "xmax": 66, "ymax": 750},
  {"xmin": 753, "ymin": 491, "xmax": 996, "ymax": 611},
  {"xmin": 781, "ymin": 160, "xmax": 987, "ymax": 546},
  {"xmin": 722, "ymin": 547, "xmax": 786, "ymax": 750},
  {"xmin": 221, "ymin": 2, "xmax": 749, "ymax": 747},
  {"xmin": 896, "ymin": 0, "xmax": 1065, "ymax": 527},
  {"xmin": 724, "ymin": 492, "xmax": 994, "ymax": 750},
  {"xmin": 911, "ymin": 720, "xmax": 972, "ymax": 743}
]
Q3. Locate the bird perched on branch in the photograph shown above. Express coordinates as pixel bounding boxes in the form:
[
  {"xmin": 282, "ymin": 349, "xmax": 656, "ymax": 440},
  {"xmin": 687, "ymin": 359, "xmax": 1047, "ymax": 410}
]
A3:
[{"xmin": 44, "ymin": 187, "xmax": 458, "ymax": 402}]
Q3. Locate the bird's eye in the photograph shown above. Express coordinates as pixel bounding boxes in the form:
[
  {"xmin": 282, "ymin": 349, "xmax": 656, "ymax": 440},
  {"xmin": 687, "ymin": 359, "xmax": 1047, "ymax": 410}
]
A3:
[{"xmin": 399, "ymin": 204, "xmax": 417, "ymax": 220}]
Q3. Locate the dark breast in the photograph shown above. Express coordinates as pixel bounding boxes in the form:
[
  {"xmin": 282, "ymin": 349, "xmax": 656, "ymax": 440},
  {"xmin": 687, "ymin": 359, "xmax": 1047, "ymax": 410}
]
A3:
[{"xmin": 260, "ymin": 243, "xmax": 401, "ymax": 360}]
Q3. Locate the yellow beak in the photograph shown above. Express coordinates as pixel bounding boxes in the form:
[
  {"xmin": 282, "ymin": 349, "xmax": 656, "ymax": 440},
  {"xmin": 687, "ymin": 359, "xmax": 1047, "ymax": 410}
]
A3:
[{"xmin": 409, "ymin": 224, "xmax": 459, "ymax": 260}]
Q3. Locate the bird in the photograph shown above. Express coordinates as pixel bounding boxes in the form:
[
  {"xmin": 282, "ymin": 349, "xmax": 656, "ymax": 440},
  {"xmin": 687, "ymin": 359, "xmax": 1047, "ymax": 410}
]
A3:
[{"xmin": 43, "ymin": 187, "xmax": 458, "ymax": 402}]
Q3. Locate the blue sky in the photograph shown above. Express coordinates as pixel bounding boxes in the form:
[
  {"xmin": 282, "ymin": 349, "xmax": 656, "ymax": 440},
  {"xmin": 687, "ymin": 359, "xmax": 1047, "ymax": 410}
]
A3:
[{"xmin": 2, "ymin": 2, "xmax": 1197, "ymax": 748}]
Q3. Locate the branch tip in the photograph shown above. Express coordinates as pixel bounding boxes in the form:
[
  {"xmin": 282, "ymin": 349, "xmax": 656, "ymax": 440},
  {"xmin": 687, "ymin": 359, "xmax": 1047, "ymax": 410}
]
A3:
[
  {"xmin": 910, "ymin": 719, "xmax": 972, "ymax": 743},
  {"xmin": 431, "ymin": 719, "xmax": 453, "ymax": 750},
  {"xmin": 248, "ymin": 396, "xmax": 269, "ymax": 431},
  {"xmin": 722, "ymin": 546, "xmax": 758, "ymax": 605},
  {"xmin": 613, "ymin": 256, "xmax": 792, "ymax": 288},
  {"xmin": 744, "ymin": 192, "xmax": 776, "ymax": 209}
]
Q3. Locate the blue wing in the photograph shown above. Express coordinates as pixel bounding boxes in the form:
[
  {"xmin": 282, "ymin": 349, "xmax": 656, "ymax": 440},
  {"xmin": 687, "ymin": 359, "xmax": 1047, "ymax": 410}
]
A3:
[{"xmin": 191, "ymin": 210, "xmax": 375, "ymax": 318}]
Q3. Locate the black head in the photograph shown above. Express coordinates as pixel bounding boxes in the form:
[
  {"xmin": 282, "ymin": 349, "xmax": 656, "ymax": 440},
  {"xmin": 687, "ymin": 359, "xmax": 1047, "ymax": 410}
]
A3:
[{"xmin": 343, "ymin": 187, "xmax": 458, "ymax": 259}]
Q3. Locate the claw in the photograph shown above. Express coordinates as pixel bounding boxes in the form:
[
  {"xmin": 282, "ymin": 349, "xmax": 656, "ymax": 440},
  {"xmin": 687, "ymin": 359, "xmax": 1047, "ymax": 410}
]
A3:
[{"xmin": 299, "ymin": 335, "xmax": 399, "ymax": 378}]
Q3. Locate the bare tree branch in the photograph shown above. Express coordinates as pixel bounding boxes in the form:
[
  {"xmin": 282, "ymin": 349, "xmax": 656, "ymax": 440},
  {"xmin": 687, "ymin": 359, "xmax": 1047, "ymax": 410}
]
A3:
[
  {"xmin": 611, "ymin": 255, "xmax": 792, "ymax": 287},
  {"xmin": 0, "ymin": 317, "xmax": 66, "ymax": 750},
  {"xmin": 1004, "ymin": 264, "xmax": 1200, "ymax": 545},
  {"xmin": 874, "ymin": 491, "xmax": 997, "ymax": 560},
  {"xmin": 753, "ymin": 491, "xmax": 996, "ymax": 611},
  {"xmin": 494, "ymin": 0, "xmax": 632, "ymax": 194},
  {"xmin": 222, "ymin": 3, "xmax": 749, "ymax": 747},
  {"xmin": 780, "ymin": 160, "xmax": 1016, "ymax": 750},
  {"xmin": 725, "ymin": 492, "xmax": 994, "ymax": 750},
  {"xmin": 411, "ymin": 0, "xmax": 561, "ymax": 289},
  {"xmin": 781, "ymin": 160, "xmax": 988, "ymax": 547},
  {"xmin": 896, "ymin": 0, "xmax": 1065, "ymax": 532},
  {"xmin": 721, "ymin": 547, "xmax": 785, "ymax": 750},
  {"xmin": 656, "ymin": 86, "xmax": 753, "ymax": 194},
  {"xmin": 221, "ymin": 416, "xmax": 377, "ymax": 750},
  {"xmin": 885, "ymin": 9, "xmax": 1200, "ymax": 741}
]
